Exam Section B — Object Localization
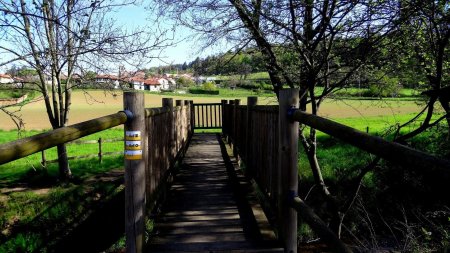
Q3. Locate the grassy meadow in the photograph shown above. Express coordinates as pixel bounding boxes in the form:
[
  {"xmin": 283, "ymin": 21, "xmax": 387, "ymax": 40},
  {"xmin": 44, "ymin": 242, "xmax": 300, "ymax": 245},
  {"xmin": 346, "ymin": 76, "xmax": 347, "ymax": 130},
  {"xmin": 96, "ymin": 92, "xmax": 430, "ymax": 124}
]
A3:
[{"xmin": 1, "ymin": 88, "xmax": 446, "ymax": 252}]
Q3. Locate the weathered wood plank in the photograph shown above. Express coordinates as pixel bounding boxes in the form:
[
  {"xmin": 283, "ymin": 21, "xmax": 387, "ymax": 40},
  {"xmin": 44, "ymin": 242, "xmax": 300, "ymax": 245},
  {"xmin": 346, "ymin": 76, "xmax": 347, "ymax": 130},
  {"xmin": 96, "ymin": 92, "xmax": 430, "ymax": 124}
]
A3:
[{"xmin": 146, "ymin": 134, "xmax": 282, "ymax": 253}]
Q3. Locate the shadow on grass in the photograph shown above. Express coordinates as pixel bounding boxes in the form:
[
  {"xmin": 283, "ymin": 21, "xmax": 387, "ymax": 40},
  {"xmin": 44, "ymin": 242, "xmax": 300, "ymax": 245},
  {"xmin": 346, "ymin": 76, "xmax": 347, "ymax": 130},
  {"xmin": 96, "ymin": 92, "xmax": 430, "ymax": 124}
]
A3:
[
  {"xmin": 48, "ymin": 184, "xmax": 125, "ymax": 253},
  {"xmin": 0, "ymin": 162, "xmax": 126, "ymax": 252}
]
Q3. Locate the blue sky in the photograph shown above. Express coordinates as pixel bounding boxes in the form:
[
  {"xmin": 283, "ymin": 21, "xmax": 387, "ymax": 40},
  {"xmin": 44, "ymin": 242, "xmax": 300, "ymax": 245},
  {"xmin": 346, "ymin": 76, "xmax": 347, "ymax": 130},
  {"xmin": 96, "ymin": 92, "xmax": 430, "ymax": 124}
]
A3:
[
  {"xmin": 0, "ymin": 2, "xmax": 220, "ymax": 73},
  {"xmin": 114, "ymin": 4, "xmax": 218, "ymax": 67}
]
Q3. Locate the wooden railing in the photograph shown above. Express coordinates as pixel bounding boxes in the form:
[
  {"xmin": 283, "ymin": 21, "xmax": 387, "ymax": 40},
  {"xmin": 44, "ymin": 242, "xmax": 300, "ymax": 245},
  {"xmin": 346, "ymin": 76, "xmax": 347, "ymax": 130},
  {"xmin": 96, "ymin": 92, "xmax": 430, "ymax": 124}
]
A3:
[
  {"xmin": 40, "ymin": 137, "xmax": 123, "ymax": 166},
  {"xmin": 0, "ymin": 112, "xmax": 128, "ymax": 165},
  {"xmin": 0, "ymin": 92, "xmax": 194, "ymax": 253},
  {"xmin": 193, "ymin": 103, "xmax": 222, "ymax": 129},
  {"xmin": 222, "ymin": 89, "xmax": 450, "ymax": 253},
  {"xmin": 145, "ymin": 98, "xmax": 192, "ymax": 202}
]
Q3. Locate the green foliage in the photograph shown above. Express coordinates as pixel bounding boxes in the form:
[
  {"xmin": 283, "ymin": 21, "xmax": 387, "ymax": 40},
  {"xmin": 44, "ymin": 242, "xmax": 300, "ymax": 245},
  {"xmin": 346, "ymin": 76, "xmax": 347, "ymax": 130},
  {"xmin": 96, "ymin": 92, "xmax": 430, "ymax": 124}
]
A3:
[
  {"xmin": 176, "ymin": 76, "xmax": 195, "ymax": 87},
  {"xmin": 366, "ymin": 71, "xmax": 402, "ymax": 97},
  {"xmin": 0, "ymin": 91, "xmax": 26, "ymax": 99},
  {"xmin": 0, "ymin": 181, "xmax": 125, "ymax": 252},
  {"xmin": 202, "ymin": 81, "xmax": 217, "ymax": 91},
  {"xmin": 188, "ymin": 88, "xmax": 219, "ymax": 95},
  {"xmin": 0, "ymin": 128, "xmax": 124, "ymax": 185},
  {"xmin": 84, "ymin": 71, "xmax": 97, "ymax": 80}
]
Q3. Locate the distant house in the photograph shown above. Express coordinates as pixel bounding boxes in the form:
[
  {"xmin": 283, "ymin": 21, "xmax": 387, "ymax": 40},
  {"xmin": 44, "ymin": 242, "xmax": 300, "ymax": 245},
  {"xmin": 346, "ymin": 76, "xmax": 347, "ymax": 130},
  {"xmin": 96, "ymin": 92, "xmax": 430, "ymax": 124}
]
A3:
[
  {"xmin": 0, "ymin": 74, "xmax": 14, "ymax": 84},
  {"xmin": 95, "ymin": 74, "xmax": 120, "ymax": 89},
  {"xmin": 196, "ymin": 76, "xmax": 216, "ymax": 84},
  {"xmin": 166, "ymin": 78, "xmax": 177, "ymax": 90},
  {"xmin": 128, "ymin": 77, "xmax": 170, "ymax": 92}
]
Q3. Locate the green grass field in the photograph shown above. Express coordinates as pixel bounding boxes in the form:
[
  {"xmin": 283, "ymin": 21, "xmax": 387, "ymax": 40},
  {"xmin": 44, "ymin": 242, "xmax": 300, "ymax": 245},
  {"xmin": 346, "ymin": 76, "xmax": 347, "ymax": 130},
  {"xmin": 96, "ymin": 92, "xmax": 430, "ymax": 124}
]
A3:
[
  {"xmin": 0, "ymin": 89, "xmax": 446, "ymax": 252},
  {"xmin": 214, "ymin": 72, "xmax": 270, "ymax": 80}
]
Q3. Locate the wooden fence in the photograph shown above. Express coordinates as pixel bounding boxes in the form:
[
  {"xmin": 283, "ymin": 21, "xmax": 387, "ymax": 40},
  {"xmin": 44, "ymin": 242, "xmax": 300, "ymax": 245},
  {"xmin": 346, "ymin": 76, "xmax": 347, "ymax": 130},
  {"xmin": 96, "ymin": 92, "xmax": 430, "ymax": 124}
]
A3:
[
  {"xmin": 145, "ymin": 99, "xmax": 192, "ymax": 201},
  {"xmin": 0, "ymin": 92, "xmax": 194, "ymax": 253},
  {"xmin": 193, "ymin": 103, "xmax": 222, "ymax": 129},
  {"xmin": 40, "ymin": 137, "xmax": 123, "ymax": 166},
  {"xmin": 222, "ymin": 89, "xmax": 450, "ymax": 253}
]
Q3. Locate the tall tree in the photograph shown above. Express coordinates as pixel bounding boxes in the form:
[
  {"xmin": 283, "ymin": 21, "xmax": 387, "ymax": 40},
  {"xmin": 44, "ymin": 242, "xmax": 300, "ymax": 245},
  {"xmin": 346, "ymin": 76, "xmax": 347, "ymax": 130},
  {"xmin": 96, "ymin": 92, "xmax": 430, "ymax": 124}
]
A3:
[
  {"xmin": 393, "ymin": 0, "xmax": 449, "ymax": 140},
  {"xmin": 0, "ymin": 0, "xmax": 170, "ymax": 179},
  {"xmin": 154, "ymin": 0, "xmax": 405, "ymax": 237}
]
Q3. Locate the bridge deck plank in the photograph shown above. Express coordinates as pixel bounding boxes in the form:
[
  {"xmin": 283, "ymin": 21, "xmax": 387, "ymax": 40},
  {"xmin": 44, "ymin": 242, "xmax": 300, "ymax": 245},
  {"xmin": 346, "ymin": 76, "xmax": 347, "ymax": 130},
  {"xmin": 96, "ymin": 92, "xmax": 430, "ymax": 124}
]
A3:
[{"xmin": 147, "ymin": 133, "xmax": 283, "ymax": 253}]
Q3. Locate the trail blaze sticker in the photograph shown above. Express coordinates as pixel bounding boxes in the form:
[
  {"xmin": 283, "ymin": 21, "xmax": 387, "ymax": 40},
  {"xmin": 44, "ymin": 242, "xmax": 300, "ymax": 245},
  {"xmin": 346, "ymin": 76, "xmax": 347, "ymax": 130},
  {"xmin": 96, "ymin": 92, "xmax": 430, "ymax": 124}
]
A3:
[
  {"xmin": 125, "ymin": 141, "xmax": 141, "ymax": 150},
  {"xmin": 124, "ymin": 150, "xmax": 142, "ymax": 160},
  {"xmin": 125, "ymin": 131, "xmax": 141, "ymax": 141}
]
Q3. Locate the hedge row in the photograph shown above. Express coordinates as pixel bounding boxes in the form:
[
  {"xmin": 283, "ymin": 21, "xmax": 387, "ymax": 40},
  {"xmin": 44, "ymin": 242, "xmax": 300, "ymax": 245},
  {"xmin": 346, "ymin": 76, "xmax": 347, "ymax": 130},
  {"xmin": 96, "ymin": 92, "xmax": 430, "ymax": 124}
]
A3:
[{"xmin": 188, "ymin": 89, "xmax": 219, "ymax": 95}]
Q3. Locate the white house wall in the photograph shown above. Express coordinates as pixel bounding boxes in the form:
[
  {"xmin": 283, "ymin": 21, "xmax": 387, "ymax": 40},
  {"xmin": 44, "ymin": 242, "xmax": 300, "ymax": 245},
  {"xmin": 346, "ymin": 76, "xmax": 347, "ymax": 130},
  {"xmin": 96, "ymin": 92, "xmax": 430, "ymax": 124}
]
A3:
[
  {"xmin": 149, "ymin": 85, "xmax": 160, "ymax": 92},
  {"xmin": 133, "ymin": 83, "xmax": 144, "ymax": 90}
]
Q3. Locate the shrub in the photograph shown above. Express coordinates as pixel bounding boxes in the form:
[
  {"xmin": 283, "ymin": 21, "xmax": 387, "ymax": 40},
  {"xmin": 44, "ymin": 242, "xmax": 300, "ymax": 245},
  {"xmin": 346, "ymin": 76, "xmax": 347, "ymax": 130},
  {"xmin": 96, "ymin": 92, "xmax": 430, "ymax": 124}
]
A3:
[
  {"xmin": 202, "ymin": 81, "xmax": 217, "ymax": 91},
  {"xmin": 188, "ymin": 88, "xmax": 219, "ymax": 95},
  {"xmin": 176, "ymin": 76, "xmax": 195, "ymax": 88},
  {"xmin": 366, "ymin": 72, "xmax": 402, "ymax": 97}
]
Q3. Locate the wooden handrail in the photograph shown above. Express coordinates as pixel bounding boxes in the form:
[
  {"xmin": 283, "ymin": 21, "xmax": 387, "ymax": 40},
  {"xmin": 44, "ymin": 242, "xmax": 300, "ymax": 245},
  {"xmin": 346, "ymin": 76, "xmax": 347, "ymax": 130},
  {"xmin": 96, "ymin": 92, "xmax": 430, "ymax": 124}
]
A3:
[
  {"xmin": 145, "ymin": 107, "xmax": 170, "ymax": 117},
  {"xmin": 0, "ymin": 112, "xmax": 128, "ymax": 165},
  {"xmin": 290, "ymin": 110, "xmax": 450, "ymax": 176}
]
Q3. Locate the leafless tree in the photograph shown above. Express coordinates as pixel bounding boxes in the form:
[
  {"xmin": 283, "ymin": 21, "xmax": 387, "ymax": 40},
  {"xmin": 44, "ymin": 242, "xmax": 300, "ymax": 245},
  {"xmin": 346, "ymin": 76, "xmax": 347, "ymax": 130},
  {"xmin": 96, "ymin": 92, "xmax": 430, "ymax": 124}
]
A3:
[{"xmin": 0, "ymin": 0, "xmax": 172, "ymax": 179}]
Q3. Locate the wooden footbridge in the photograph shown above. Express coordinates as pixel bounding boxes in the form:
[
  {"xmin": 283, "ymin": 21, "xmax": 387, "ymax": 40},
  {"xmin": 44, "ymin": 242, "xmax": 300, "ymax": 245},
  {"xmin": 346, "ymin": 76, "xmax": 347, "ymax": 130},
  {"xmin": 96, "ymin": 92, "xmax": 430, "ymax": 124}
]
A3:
[{"xmin": 1, "ymin": 89, "xmax": 449, "ymax": 253}]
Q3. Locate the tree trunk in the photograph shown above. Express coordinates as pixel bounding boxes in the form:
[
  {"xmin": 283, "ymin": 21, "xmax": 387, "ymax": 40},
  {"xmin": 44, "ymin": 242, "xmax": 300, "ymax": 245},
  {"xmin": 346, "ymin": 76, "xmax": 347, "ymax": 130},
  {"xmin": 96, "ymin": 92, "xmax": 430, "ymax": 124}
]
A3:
[
  {"xmin": 438, "ymin": 99, "xmax": 450, "ymax": 139},
  {"xmin": 57, "ymin": 143, "xmax": 72, "ymax": 180},
  {"xmin": 305, "ymin": 141, "xmax": 342, "ymax": 236}
]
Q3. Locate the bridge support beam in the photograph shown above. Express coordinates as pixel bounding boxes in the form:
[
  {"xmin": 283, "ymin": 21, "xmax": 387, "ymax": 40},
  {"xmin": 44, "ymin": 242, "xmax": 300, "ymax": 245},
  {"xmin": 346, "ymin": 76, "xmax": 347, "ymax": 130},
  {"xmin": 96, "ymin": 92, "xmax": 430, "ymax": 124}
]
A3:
[
  {"xmin": 124, "ymin": 92, "xmax": 146, "ymax": 253},
  {"xmin": 278, "ymin": 89, "xmax": 299, "ymax": 253}
]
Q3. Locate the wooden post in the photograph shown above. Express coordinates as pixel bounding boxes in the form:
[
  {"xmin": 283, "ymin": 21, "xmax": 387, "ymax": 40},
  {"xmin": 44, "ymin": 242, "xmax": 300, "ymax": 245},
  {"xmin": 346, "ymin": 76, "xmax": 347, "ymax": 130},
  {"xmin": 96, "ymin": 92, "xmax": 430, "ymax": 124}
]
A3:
[
  {"xmin": 184, "ymin": 100, "xmax": 190, "ymax": 148},
  {"xmin": 233, "ymin": 99, "xmax": 241, "ymax": 157},
  {"xmin": 163, "ymin": 98, "xmax": 174, "ymax": 162},
  {"xmin": 98, "ymin": 137, "xmax": 103, "ymax": 163},
  {"xmin": 278, "ymin": 89, "xmax": 299, "ymax": 253},
  {"xmin": 124, "ymin": 92, "xmax": 146, "ymax": 253},
  {"xmin": 176, "ymin": 100, "xmax": 183, "ymax": 154},
  {"xmin": 228, "ymin": 100, "xmax": 235, "ymax": 145},
  {"xmin": 246, "ymin": 97, "xmax": 257, "ymax": 175},
  {"xmin": 221, "ymin": 100, "xmax": 227, "ymax": 135},
  {"xmin": 190, "ymin": 100, "xmax": 194, "ymax": 133},
  {"xmin": 41, "ymin": 150, "xmax": 46, "ymax": 168}
]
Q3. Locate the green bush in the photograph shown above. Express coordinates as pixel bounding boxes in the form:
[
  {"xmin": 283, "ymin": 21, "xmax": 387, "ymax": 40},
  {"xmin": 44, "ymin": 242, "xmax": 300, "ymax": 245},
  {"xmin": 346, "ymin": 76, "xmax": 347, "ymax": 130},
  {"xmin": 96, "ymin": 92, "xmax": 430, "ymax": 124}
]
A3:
[
  {"xmin": 188, "ymin": 88, "xmax": 219, "ymax": 95},
  {"xmin": 366, "ymin": 72, "xmax": 402, "ymax": 97},
  {"xmin": 202, "ymin": 81, "xmax": 217, "ymax": 91},
  {"xmin": 176, "ymin": 76, "xmax": 195, "ymax": 87}
]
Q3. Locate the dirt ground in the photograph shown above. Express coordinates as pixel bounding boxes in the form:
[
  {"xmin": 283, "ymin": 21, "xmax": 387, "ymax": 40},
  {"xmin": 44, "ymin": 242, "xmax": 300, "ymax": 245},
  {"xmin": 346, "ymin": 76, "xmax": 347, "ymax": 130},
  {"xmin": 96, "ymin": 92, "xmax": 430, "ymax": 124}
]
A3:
[{"xmin": 0, "ymin": 90, "xmax": 422, "ymax": 130}]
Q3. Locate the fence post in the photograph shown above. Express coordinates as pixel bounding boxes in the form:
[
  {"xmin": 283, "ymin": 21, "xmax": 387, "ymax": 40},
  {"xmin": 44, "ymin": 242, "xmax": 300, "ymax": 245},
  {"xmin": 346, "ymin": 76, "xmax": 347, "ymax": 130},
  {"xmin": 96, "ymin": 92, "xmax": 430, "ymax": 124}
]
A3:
[
  {"xmin": 41, "ymin": 150, "xmax": 46, "ymax": 168},
  {"xmin": 233, "ymin": 99, "xmax": 241, "ymax": 158},
  {"xmin": 184, "ymin": 100, "xmax": 190, "ymax": 148},
  {"xmin": 98, "ymin": 138, "xmax": 102, "ymax": 163},
  {"xmin": 163, "ymin": 98, "xmax": 174, "ymax": 163},
  {"xmin": 123, "ymin": 92, "xmax": 146, "ymax": 253},
  {"xmin": 246, "ymin": 97, "xmax": 257, "ymax": 175},
  {"xmin": 227, "ymin": 100, "xmax": 234, "ymax": 145},
  {"xmin": 278, "ymin": 88, "xmax": 299, "ymax": 253},
  {"xmin": 190, "ymin": 100, "xmax": 194, "ymax": 133},
  {"xmin": 176, "ymin": 100, "xmax": 183, "ymax": 154},
  {"xmin": 221, "ymin": 100, "xmax": 227, "ymax": 135}
]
